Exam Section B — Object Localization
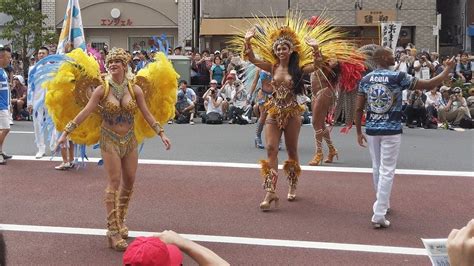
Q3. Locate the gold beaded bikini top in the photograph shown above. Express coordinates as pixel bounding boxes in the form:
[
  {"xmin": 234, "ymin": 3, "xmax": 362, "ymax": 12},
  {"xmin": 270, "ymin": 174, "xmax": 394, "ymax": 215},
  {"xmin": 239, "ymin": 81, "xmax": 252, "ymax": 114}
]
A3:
[{"xmin": 100, "ymin": 80, "xmax": 138, "ymax": 125}]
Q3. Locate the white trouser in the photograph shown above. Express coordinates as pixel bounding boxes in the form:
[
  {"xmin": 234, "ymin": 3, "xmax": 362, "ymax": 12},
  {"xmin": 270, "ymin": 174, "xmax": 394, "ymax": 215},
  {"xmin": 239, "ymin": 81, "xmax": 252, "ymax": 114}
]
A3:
[
  {"xmin": 367, "ymin": 134, "xmax": 401, "ymax": 222},
  {"xmin": 33, "ymin": 107, "xmax": 46, "ymax": 153}
]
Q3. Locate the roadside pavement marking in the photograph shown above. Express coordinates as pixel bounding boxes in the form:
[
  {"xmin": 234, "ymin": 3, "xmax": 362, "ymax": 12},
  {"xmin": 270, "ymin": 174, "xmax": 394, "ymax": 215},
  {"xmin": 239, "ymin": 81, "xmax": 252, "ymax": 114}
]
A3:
[
  {"xmin": 9, "ymin": 131, "xmax": 34, "ymax": 134},
  {"xmin": 9, "ymin": 155, "xmax": 474, "ymax": 177},
  {"xmin": 0, "ymin": 223, "xmax": 427, "ymax": 256}
]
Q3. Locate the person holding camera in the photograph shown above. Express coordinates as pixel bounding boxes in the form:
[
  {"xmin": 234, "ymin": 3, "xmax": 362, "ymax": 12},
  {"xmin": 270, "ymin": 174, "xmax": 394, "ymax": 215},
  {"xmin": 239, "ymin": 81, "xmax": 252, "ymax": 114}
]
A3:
[
  {"xmin": 202, "ymin": 80, "xmax": 224, "ymax": 123},
  {"xmin": 228, "ymin": 79, "xmax": 252, "ymax": 124},
  {"xmin": 174, "ymin": 80, "xmax": 196, "ymax": 124},
  {"xmin": 413, "ymin": 52, "xmax": 434, "ymax": 80},
  {"xmin": 394, "ymin": 52, "xmax": 410, "ymax": 74},
  {"xmin": 438, "ymin": 86, "xmax": 471, "ymax": 127},
  {"xmin": 404, "ymin": 88, "xmax": 427, "ymax": 128}
]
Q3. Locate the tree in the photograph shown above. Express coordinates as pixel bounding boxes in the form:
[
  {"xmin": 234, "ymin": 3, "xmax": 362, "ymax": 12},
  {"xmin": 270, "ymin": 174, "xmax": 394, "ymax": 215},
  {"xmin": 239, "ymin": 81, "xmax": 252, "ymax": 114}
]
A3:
[{"xmin": 0, "ymin": 0, "xmax": 58, "ymax": 77}]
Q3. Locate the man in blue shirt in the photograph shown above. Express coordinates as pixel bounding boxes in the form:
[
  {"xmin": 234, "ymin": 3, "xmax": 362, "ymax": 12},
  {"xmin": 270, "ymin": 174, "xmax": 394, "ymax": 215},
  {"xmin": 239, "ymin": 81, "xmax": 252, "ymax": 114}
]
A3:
[
  {"xmin": 0, "ymin": 47, "xmax": 12, "ymax": 164},
  {"xmin": 355, "ymin": 46, "xmax": 455, "ymax": 228},
  {"xmin": 175, "ymin": 80, "xmax": 196, "ymax": 124}
]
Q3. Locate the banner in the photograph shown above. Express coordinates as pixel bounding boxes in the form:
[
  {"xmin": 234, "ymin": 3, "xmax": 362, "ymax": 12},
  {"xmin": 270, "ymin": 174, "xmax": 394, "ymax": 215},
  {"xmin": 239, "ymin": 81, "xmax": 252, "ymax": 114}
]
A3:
[
  {"xmin": 57, "ymin": 0, "xmax": 86, "ymax": 54},
  {"xmin": 380, "ymin": 22, "xmax": 402, "ymax": 52}
]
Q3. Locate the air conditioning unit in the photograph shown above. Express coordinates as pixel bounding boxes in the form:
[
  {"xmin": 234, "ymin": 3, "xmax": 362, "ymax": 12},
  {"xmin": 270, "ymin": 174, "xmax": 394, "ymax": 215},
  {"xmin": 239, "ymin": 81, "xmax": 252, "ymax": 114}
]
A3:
[{"xmin": 400, "ymin": 28, "xmax": 410, "ymax": 38}]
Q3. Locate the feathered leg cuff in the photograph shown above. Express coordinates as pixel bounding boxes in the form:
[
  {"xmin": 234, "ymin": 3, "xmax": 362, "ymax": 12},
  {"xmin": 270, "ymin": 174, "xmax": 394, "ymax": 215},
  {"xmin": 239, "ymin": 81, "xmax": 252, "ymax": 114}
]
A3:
[
  {"xmin": 283, "ymin": 159, "xmax": 301, "ymax": 188},
  {"xmin": 260, "ymin": 160, "xmax": 278, "ymax": 192}
]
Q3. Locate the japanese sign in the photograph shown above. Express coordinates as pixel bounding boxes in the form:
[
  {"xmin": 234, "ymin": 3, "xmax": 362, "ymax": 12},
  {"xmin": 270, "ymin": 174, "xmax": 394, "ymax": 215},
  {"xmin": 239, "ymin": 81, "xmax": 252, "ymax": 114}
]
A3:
[
  {"xmin": 356, "ymin": 10, "xmax": 396, "ymax": 26},
  {"xmin": 100, "ymin": 18, "xmax": 133, "ymax": 26},
  {"xmin": 380, "ymin": 22, "xmax": 402, "ymax": 52}
]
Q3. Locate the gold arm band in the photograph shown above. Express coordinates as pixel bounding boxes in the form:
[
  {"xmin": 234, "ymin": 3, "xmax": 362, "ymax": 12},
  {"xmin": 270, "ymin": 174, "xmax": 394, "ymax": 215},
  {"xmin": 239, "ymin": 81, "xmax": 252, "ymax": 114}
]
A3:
[
  {"xmin": 152, "ymin": 122, "xmax": 164, "ymax": 135},
  {"xmin": 64, "ymin": 121, "xmax": 78, "ymax": 134}
]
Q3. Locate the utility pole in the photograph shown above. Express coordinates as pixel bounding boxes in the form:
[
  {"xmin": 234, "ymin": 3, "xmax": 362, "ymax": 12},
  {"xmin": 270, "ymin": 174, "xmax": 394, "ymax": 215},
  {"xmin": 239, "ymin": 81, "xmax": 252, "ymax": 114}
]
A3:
[{"xmin": 192, "ymin": 0, "xmax": 200, "ymax": 50}]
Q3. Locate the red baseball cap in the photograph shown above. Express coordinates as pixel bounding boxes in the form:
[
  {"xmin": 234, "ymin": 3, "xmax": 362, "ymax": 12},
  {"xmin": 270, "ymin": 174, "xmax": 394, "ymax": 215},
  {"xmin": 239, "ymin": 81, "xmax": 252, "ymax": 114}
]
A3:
[{"xmin": 123, "ymin": 237, "xmax": 183, "ymax": 266}]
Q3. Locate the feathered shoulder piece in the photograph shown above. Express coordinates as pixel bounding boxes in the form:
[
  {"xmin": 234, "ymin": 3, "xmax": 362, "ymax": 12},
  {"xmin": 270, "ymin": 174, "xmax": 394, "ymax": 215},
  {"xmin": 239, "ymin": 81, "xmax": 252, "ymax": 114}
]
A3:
[
  {"xmin": 134, "ymin": 52, "xmax": 179, "ymax": 143},
  {"xmin": 230, "ymin": 11, "xmax": 365, "ymax": 70},
  {"xmin": 42, "ymin": 48, "xmax": 103, "ymax": 145}
]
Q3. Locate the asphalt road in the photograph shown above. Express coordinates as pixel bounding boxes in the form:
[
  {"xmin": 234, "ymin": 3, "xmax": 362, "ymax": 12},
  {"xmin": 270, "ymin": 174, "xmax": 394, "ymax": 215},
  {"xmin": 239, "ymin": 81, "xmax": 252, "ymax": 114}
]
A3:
[{"xmin": 4, "ymin": 120, "xmax": 474, "ymax": 171}]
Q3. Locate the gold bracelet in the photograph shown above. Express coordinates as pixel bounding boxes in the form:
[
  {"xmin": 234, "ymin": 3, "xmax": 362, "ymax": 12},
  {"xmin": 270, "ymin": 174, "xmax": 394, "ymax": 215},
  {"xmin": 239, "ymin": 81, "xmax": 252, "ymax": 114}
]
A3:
[
  {"xmin": 152, "ymin": 122, "xmax": 164, "ymax": 135},
  {"xmin": 64, "ymin": 121, "xmax": 78, "ymax": 134}
]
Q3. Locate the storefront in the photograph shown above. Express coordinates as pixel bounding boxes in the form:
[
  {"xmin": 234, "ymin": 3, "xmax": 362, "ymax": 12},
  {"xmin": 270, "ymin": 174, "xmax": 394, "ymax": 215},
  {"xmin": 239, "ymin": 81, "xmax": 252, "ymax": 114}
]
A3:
[
  {"xmin": 55, "ymin": 1, "xmax": 179, "ymax": 51},
  {"xmin": 199, "ymin": 10, "xmax": 414, "ymax": 52}
]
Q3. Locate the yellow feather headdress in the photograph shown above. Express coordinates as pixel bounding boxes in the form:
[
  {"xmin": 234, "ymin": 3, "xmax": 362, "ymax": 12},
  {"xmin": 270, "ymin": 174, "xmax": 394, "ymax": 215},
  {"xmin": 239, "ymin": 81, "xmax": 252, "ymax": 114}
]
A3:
[{"xmin": 229, "ymin": 11, "xmax": 364, "ymax": 69}]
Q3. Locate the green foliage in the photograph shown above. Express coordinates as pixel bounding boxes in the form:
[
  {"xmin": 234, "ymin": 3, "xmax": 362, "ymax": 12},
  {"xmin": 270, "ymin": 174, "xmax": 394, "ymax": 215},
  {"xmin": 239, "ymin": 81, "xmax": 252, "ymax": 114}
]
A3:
[{"xmin": 0, "ymin": 0, "xmax": 58, "ymax": 76}]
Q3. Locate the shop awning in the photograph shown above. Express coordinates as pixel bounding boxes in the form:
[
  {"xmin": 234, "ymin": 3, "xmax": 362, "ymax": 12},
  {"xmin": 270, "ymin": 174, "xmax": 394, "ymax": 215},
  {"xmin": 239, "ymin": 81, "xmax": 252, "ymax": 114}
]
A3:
[{"xmin": 200, "ymin": 18, "xmax": 284, "ymax": 36}]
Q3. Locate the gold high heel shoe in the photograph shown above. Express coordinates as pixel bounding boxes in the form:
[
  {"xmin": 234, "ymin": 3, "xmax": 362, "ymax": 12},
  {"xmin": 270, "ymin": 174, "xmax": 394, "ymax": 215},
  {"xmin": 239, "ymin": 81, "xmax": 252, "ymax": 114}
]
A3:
[
  {"xmin": 308, "ymin": 151, "xmax": 323, "ymax": 166},
  {"xmin": 260, "ymin": 191, "xmax": 279, "ymax": 211},
  {"xmin": 259, "ymin": 160, "xmax": 279, "ymax": 211},
  {"xmin": 104, "ymin": 190, "xmax": 128, "ymax": 251},
  {"xmin": 284, "ymin": 160, "xmax": 301, "ymax": 201},
  {"xmin": 118, "ymin": 187, "xmax": 133, "ymax": 239},
  {"xmin": 324, "ymin": 148, "xmax": 338, "ymax": 163}
]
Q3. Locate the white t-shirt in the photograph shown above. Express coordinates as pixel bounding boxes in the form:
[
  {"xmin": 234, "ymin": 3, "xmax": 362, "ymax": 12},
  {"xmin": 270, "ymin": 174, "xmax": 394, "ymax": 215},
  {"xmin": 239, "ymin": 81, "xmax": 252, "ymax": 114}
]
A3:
[
  {"xmin": 425, "ymin": 91, "xmax": 442, "ymax": 108},
  {"xmin": 206, "ymin": 96, "xmax": 223, "ymax": 115},
  {"xmin": 414, "ymin": 60, "xmax": 431, "ymax": 80}
]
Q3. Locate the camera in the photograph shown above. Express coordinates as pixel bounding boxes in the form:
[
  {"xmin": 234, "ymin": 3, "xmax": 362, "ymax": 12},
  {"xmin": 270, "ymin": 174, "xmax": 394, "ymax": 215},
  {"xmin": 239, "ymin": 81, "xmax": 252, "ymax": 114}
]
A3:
[{"xmin": 450, "ymin": 87, "xmax": 462, "ymax": 95}]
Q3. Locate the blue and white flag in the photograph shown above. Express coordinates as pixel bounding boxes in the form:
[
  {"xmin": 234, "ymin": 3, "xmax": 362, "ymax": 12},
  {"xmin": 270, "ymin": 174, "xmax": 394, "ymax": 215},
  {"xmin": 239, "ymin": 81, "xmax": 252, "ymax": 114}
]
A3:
[{"xmin": 57, "ymin": 0, "xmax": 86, "ymax": 54}]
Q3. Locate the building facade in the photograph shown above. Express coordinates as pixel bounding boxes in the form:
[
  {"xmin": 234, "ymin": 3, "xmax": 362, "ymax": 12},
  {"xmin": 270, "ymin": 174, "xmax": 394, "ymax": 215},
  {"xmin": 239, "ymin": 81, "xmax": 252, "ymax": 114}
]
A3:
[
  {"xmin": 200, "ymin": 0, "xmax": 438, "ymax": 53},
  {"xmin": 42, "ymin": 0, "xmax": 193, "ymax": 52}
]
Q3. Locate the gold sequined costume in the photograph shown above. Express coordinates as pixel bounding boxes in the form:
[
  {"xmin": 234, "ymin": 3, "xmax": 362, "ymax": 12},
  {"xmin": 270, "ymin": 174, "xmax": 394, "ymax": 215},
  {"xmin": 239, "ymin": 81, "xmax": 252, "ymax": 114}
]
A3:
[{"xmin": 265, "ymin": 79, "xmax": 305, "ymax": 129}]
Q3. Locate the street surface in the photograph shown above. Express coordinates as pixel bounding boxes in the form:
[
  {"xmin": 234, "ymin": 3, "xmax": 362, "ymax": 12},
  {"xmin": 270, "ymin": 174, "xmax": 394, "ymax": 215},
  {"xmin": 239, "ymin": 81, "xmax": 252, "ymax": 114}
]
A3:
[{"xmin": 1, "ymin": 121, "xmax": 473, "ymax": 265}]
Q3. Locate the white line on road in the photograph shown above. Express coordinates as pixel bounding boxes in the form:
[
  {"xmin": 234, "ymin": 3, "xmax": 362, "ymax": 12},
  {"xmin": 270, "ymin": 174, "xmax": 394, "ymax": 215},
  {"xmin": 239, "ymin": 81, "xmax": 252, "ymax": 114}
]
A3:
[
  {"xmin": 0, "ymin": 223, "xmax": 427, "ymax": 256},
  {"xmin": 9, "ymin": 155, "xmax": 474, "ymax": 177},
  {"xmin": 9, "ymin": 131, "xmax": 35, "ymax": 134}
]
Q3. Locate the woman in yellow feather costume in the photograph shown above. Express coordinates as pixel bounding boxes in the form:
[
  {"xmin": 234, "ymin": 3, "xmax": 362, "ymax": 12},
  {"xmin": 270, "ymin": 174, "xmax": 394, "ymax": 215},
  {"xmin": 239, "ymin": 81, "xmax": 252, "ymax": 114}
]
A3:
[
  {"xmin": 233, "ymin": 12, "xmax": 362, "ymax": 211},
  {"xmin": 51, "ymin": 47, "xmax": 177, "ymax": 251}
]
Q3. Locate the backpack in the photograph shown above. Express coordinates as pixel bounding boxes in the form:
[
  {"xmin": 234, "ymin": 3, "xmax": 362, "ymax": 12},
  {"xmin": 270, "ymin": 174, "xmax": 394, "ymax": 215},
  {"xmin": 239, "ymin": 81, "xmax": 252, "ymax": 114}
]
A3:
[
  {"xmin": 175, "ymin": 113, "xmax": 190, "ymax": 124},
  {"xmin": 205, "ymin": 112, "xmax": 223, "ymax": 124},
  {"xmin": 459, "ymin": 115, "xmax": 473, "ymax": 129}
]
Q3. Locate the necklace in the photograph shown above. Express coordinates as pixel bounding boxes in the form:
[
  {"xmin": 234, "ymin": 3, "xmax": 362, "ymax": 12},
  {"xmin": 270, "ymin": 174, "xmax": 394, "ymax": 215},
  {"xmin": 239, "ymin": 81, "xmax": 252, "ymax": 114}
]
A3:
[{"xmin": 108, "ymin": 77, "xmax": 128, "ymax": 100}]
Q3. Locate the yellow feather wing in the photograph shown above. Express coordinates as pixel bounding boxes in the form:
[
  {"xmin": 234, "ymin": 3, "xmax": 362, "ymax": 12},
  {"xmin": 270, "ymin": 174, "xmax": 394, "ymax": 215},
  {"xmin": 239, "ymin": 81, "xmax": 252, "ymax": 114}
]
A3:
[
  {"xmin": 44, "ymin": 49, "xmax": 103, "ymax": 145},
  {"xmin": 134, "ymin": 52, "xmax": 179, "ymax": 143}
]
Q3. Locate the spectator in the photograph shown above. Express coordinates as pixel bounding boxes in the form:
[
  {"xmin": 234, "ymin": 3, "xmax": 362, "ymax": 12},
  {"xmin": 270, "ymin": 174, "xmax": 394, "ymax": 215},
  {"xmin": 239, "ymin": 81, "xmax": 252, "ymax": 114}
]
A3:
[
  {"xmin": 173, "ymin": 46, "xmax": 182, "ymax": 56},
  {"xmin": 424, "ymin": 86, "xmax": 443, "ymax": 128},
  {"xmin": 438, "ymin": 87, "xmax": 471, "ymax": 127},
  {"xmin": 455, "ymin": 52, "xmax": 473, "ymax": 83},
  {"xmin": 467, "ymin": 87, "xmax": 474, "ymax": 117},
  {"xmin": 132, "ymin": 54, "xmax": 140, "ymax": 73},
  {"xmin": 220, "ymin": 70, "xmax": 238, "ymax": 118},
  {"xmin": 123, "ymin": 231, "xmax": 229, "ymax": 266},
  {"xmin": 10, "ymin": 75, "xmax": 27, "ymax": 120},
  {"xmin": 447, "ymin": 219, "xmax": 474, "ymax": 266},
  {"xmin": 394, "ymin": 52, "xmax": 410, "ymax": 73},
  {"xmin": 413, "ymin": 52, "xmax": 434, "ymax": 80},
  {"xmin": 405, "ymin": 89, "xmax": 427, "ymax": 128},
  {"xmin": 229, "ymin": 79, "xmax": 252, "ymax": 124},
  {"xmin": 202, "ymin": 80, "xmax": 224, "ymax": 123},
  {"xmin": 135, "ymin": 50, "xmax": 148, "ymax": 72},
  {"xmin": 174, "ymin": 80, "xmax": 196, "ymax": 124},
  {"xmin": 191, "ymin": 52, "xmax": 210, "ymax": 86},
  {"xmin": 210, "ymin": 55, "xmax": 226, "ymax": 86}
]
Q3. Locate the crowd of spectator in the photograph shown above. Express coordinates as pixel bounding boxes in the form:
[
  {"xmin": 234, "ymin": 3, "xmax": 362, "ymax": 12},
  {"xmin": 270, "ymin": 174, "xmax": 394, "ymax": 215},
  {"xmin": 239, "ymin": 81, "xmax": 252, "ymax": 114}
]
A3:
[{"xmin": 1, "ymin": 41, "xmax": 473, "ymax": 130}]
